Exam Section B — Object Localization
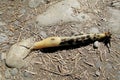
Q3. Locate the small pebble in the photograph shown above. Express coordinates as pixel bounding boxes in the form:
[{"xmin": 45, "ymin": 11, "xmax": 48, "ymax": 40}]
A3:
[
  {"xmin": 23, "ymin": 71, "xmax": 32, "ymax": 78},
  {"xmin": 93, "ymin": 41, "xmax": 100, "ymax": 49},
  {"xmin": 95, "ymin": 70, "xmax": 100, "ymax": 76},
  {"xmin": 23, "ymin": 71, "xmax": 33, "ymax": 80},
  {"xmin": 10, "ymin": 68, "xmax": 18, "ymax": 76},
  {"xmin": 39, "ymin": 31, "xmax": 47, "ymax": 38}
]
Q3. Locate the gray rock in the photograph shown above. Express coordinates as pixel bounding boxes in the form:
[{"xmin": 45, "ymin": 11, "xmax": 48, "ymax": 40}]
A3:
[
  {"xmin": 23, "ymin": 71, "xmax": 32, "ymax": 77},
  {"xmin": 0, "ymin": 33, "xmax": 8, "ymax": 44},
  {"xmin": 23, "ymin": 71, "xmax": 33, "ymax": 80},
  {"xmin": 5, "ymin": 69, "xmax": 11, "ymax": 79},
  {"xmin": 36, "ymin": 0, "xmax": 91, "ymax": 26},
  {"xmin": 89, "ymin": 27, "xmax": 99, "ymax": 34},
  {"xmin": 6, "ymin": 37, "xmax": 35, "ymax": 68},
  {"xmin": 93, "ymin": 41, "xmax": 100, "ymax": 49},
  {"xmin": 10, "ymin": 68, "xmax": 18, "ymax": 76},
  {"xmin": 29, "ymin": 0, "xmax": 45, "ymax": 8}
]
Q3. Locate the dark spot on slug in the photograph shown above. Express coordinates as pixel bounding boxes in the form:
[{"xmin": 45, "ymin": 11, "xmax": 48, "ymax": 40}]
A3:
[
  {"xmin": 67, "ymin": 39, "xmax": 75, "ymax": 44},
  {"xmin": 86, "ymin": 35, "xmax": 90, "ymax": 39},
  {"xmin": 81, "ymin": 36, "xmax": 85, "ymax": 40},
  {"xmin": 51, "ymin": 38, "xmax": 55, "ymax": 40},
  {"xmin": 96, "ymin": 35, "xmax": 100, "ymax": 38},
  {"xmin": 76, "ymin": 37, "xmax": 81, "ymax": 41},
  {"xmin": 93, "ymin": 34, "xmax": 97, "ymax": 40},
  {"xmin": 61, "ymin": 39, "xmax": 67, "ymax": 42}
]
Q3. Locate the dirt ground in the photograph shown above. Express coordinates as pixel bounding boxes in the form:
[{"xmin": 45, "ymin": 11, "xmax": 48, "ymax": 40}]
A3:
[{"xmin": 0, "ymin": 0, "xmax": 120, "ymax": 80}]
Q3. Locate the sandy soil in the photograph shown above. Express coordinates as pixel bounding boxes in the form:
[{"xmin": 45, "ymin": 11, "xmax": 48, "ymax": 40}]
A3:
[{"xmin": 0, "ymin": 0, "xmax": 120, "ymax": 80}]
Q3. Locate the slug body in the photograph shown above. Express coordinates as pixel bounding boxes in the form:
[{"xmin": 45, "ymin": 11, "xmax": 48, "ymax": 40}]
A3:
[
  {"xmin": 32, "ymin": 37, "xmax": 61, "ymax": 49},
  {"xmin": 32, "ymin": 32, "xmax": 111, "ymax": 49}
]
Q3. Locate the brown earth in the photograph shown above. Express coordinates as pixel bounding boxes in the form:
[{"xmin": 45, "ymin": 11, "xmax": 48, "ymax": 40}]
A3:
[{"xmin": 0, "ymin": 0, "xmax": 120, "ymax": 80}]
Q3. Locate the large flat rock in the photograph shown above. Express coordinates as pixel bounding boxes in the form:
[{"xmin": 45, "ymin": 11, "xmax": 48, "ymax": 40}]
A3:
[{"xmin": 36, "ymin": 0, "xmax": 91, "ymax": 26}]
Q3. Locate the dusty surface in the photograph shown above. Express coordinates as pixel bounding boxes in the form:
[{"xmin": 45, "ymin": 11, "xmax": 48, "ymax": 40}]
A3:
[{"xmin": 0, "ymin": 0, "xmax": 120, "ymax": 80}]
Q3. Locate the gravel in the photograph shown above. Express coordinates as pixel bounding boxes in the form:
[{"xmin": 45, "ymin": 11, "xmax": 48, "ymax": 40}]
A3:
[
  {"xmin": 39, "ymin": 31, "xmax": 48, "ymax": 38},
  {"xmin": 14, "ymin": 20, "xmax": 20, "ymax": 26},
  {"xmin": 95, "ymin": 70, "xmax": 100, "ymax": 77},
  {"xmin": 23, "ymin": 71, "xmax": 33, "ymax": 80},
  {"xmin": 0, "ymin": 53, "xmax": 6, "ymax": 60},
  {"xmin": 5, "ymin": 69, "xmax": 11, "ymax": 79},
  {"xmin": 29, "ymin": 0, "xmax": 45, "ymax": 8},
  {"xmin": 116, "ymin": 71, "xmax": 120, "ymax": 80},
  {"xmin": 0, "ymin": 0, "xmax": 120, "ymax": 80},
  {"xmin": 20, "ymin": 9, "xmax": 26, "ymax": 14},
  {"xmin": 0, "ymin": 33, "xmax": 8, "ymax": 44},
  {"xmin": 95, "ymin": 60, "xmax": 102, "ymax": 68},
  {"xmin": 23, "ymin": 71, "xmax": 32, "ymax": 77},
  {"xmin": 10, "ymin": 68, "xmax": 18, "ymax": 76},
  {"xmin": 0, "ymin": 11, "xmax": 3, "ymax": 15},
  {"xmin": 105, "ymin": 63, "xmax": 113, "ymax": 69},
  {"xmin": 0, "ymin": 22, "xmax": 6, "ymax": 26},
  {"xmin": 107, "ymin": 7, "xmax": 120, "ymax": 34}
]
